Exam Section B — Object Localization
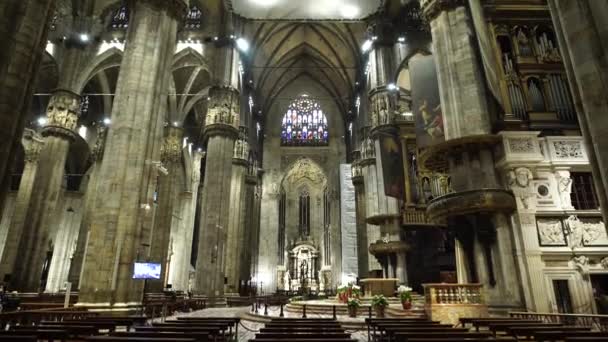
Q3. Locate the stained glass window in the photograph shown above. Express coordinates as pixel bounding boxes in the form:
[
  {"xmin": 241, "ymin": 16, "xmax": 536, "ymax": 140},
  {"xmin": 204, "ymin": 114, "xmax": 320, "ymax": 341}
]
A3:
[{"xmin": 281, "ymin": 96, "xmax": 329, "ymax": 146}]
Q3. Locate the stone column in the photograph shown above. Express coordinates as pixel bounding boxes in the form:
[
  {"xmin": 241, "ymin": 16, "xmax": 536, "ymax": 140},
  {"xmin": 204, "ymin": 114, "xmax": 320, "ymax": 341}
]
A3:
[
  {"xmin": 242, "ymin": 170, "xmax": 258, "ymax": 289},
  {"xmin": 548, "ymin": 0, "xmax": 608, "ymax": 223},
  {"xmin": 0, "ymin": 1, "xmax": 56, "ymax": 212},
  {"xmin": 194, "ymin": 86, "xmax": 239, "ymax": 297},
  {"xmin": 360, "ymin": 134, "xmax": 383, "ymax": 273},
  {"xmin": 420, "ymin": 0, "xmax": 522, "ymax": 310},
  {"xmin": 0, "ymin": 129, "xmax": 44, "ymax": 283},
  {"xmin": 67, "ymin": 126, "xmax": 107, "ymax": 289},
  {"xmin": 168, "ymin": 151, "xmax": 203, "ymax": 291},
  {"xmin": 352, "ymin": 155, "xmax": 370, "ymax": 277},
  {"xmin": 78, "ymin": 0, "xmax": 186, "ymax": 306},
  {"xmin": 225, "ymin": 127, "xmax": 249, "ymax": 295},
  {"xmin": 149, "ymin": 126, "xmax": 183, "ymax": 292},
  {"xmin": 0, "ymin": 90, "xmax": 81, "ymax": 291}
]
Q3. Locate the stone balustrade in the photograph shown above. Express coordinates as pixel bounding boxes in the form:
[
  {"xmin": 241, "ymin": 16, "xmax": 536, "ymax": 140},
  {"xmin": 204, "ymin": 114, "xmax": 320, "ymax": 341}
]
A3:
[{"xmin": 423, "ymin": 283, "xmax": 488, "ymax": 325}]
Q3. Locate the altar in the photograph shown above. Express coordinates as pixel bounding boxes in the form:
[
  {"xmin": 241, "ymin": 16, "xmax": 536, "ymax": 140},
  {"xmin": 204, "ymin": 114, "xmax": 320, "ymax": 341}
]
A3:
[{"xmin": 360, "ymin": 278, "xmax": 399, "ymax": 297}]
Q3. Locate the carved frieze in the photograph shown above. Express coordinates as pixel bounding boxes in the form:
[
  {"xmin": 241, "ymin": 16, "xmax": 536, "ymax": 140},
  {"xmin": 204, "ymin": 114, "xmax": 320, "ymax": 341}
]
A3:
[
  {"xmin": 553, "ymin": 141, "xmax": 584, "ymax": 159},
  {"xmin": 43, "ymin": 90, "xmax": 81, "ymax": 137},
  {"xmin": 281, "ymin": 153, "xmax": 328, "ymax": 170},
  {"xmin": 283, "ymin": 158, "xmax": 327, "ymax": 187},
  {"xmin": 508, "ymin": 138, "xmax": 535, "ymax": 153},
  {"xmin": 205, "ymin": 86, "xmax": 240, "ymax": 130},
  {"xmin": 369, "ymin": 89, "xmax": 395, "ymax": 129}
]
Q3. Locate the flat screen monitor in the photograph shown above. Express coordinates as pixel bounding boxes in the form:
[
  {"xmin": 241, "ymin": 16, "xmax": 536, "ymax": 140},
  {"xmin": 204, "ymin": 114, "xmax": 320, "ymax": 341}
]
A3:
[{"xmin": 133, "ymin": 262, "xmax": 161, "ymax": 280}]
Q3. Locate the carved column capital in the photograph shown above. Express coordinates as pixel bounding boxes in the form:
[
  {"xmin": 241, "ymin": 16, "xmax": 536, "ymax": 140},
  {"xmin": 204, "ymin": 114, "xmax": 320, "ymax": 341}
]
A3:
[
  {"xmin": 137, "ymin": 0, "xmax": 189, "ymax": 20},
  {"xmin": 204, "ymin": 86, "xmax": 240, "ymax": 139},
  {"xmin": 22, "ymin": 129, "xmax": 45, "ymax": 163},
  {"xmin": 160, "ymin": 126, "xmax": 184, "ymax": 164},
  {"xmin": 420, "ymin": 0, "xmax": 467, "ymax": 22},
  {"xmin": 42, "ymin": 89, "xmax": 81, "ymax": 140}
]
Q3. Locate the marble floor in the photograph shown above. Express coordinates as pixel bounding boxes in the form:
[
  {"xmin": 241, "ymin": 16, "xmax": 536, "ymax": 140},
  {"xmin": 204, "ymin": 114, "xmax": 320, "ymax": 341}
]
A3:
[{"xmin": 160, "ymin": 306, "xmax": 369, "ymax": 341}]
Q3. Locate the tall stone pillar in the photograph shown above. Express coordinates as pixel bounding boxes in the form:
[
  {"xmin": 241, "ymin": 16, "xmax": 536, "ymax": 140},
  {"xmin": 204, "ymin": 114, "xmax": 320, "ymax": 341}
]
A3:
[
  {"xmin": 194, "ymin": 86, "xmax": 239, "ymax": 297},
  {"xmin": 420, "ymin": 0, "xmax": 522, "ymax": 310},
  {"xmin": 0, "ymin": 129, "xmax": 44, "ymax": 285},
  {"xmin": 241, "ymin": 168, "xmax": 258, "ymax": 289},
  {"xmin": 0, "ymin": 1, "xmax": 56, "ymax": 213},
  {"xmin": 225, "ymin": 127, "xmax": 249, "ymax": 294},
  {"xmin": 149, "ymin": 126, "xmax": 183, "ymax": 292},
  {"xmin": 352, "ymin": 154, "xmax": 370, "ymax": 277},
  {"xmin": 78, "ymin": 0, "xmax": 186, "ymax": 306},
  {"xmin": 548, "ymin": 0, "xmax": 608, "ymax": 223},
  {"xmin": 0, "ymin": 90, "xmax": 81, "ymax": 291},
  {"xmin": 67, "ymin": 126, "xmax": 107, "ymax": 288},
  {"xmin": 168, "ymin": 151, "xmax": 203, "ymax": 291},
  {"xmin": 360, "ymin": 134, "xmax": 383, "ymax": 273}
]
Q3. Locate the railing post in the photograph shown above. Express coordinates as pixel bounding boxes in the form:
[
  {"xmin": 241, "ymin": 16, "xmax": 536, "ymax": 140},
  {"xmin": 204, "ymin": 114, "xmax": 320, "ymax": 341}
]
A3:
[
  {"xmin": 264, "ymin": 300, "xmax": 268, "ymax": 316},
  {"xmin": 302, "ymin": 304, "xmax": 307, "ymax": 318},
  {"xmin": 368, "ymin": 306, "xmax": 372, "ymax": 318},
  {"xmin": 333, "ymin": 305, "xmax": 336, "ymax": 319},
  {"xmin": 280, "ymin": 304, "xmax": 284, "ymax": 317}
]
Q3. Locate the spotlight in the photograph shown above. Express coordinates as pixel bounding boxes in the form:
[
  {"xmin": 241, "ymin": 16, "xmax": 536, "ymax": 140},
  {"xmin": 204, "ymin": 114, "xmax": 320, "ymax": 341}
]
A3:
[
  {"xmin": 103, "ymin": 118, "xmax": 111, "ymax": 125},
  {"xmin": 387, "ymin": 83, "xmax": 397, "ymax": 91},
  {"xmin": 173, "ymin": 121, "xmax": 179, "ymax": 127},
  {"xmin": 80, "ymin": 33, "xmax": 90, "ymax": 42},
  {"xmin": 236, "ymin": 37, "xmax": 250, "ymax": 52},
  {"xmin": 398, "ymin": 37, "xmax": 405, "ymax": 43},
  {"xmin": 37, "ymin": 117, "xmax": 48, "ymax": 126},
  {"xmin": 361, "ymin": 39, "xmax": 373, "ymax": 53}
]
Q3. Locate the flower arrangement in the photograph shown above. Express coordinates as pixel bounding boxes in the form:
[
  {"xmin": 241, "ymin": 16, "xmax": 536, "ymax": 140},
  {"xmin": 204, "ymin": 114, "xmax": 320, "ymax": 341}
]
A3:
[
  {"xmin": 347, "ymin": 297, "xmax": 360, "ymax": 317},
  {"xmin": 371, "ymin": 295, "xmax": 389, "ymax": 308},
  {"xmin": 372, "ymin": 295, "xmax": 389, "ymax": 318},
  {"xmin": 347, "ymin": 297, "xmax": 360, "ymax": 308},
  {"xmin": 398, "ymin": 285, "xmax": 413, "ymax": 310},
  {"xmin": 337, "ymin": 283, "xmax": 361, "ymax": 304}
]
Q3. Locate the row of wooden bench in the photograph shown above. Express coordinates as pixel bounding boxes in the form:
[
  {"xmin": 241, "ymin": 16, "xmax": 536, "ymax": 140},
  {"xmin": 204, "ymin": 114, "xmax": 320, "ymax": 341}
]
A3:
[
  {"xmin": 366, "ymin": 316, "xmax": 608, "ymax": 342},
  {"xmin": 250, "ymin": 318, "xmax": 356, "ymax": 342},
  {"xmin": 459, "ymin": 317, "xmax": 608, "ymax": 342},
  {"xmin": 0, "ymin": 316, "xmax": 240, "ymax": 342}
]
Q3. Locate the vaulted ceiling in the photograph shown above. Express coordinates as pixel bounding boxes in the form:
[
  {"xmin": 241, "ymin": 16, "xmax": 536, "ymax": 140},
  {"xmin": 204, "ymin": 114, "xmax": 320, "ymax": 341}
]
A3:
[
  {"xmin": 244, "ymin": 21, "xmax": 367, "ymax": 123},
  {"xmin": 230, "ymin": 0, "xmax": 383, "ymax": 20}
]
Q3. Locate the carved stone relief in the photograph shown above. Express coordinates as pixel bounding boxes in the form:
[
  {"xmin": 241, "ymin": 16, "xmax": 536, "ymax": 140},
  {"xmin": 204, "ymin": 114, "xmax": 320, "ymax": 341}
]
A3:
[
  {"xmin": 553, "ymin": 141, "xmax": 584, "ymax": 159},
  {"xmin": 507, "ymin": 167, "xmax": 535, "ymax": 210},
  {"xmin": 537, "ymin": 218, "xmax": 566, "ymax": 246},
  {"xmin": 572, "ymin": 255, "xmax": 590, "ymax": 275},
  {"xmin": 565, "ymin": 216, "xmax": 608, "ymax": 247},
  {"xmin": 508, "ymin": 138, "xmax": 535, "ymax": 153},
  {"xmin": 45, "ymin": 90, "xmax": 81, "ymax": 133},
  {"xmin": 283, "ymin": 158, "xmax": 327, "ymax": 186}
]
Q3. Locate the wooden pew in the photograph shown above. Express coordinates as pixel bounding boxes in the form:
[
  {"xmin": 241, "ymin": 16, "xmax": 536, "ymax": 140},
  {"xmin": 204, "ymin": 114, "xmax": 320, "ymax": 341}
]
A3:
[
  {"xmin": 0, "ymin": 334, "xmax": 37, "ymax": 342},
  {"xmin": 506, "ymin": 325, "xmax": 591, "ymax": 340},
  {"xmin": 535, "ymin": 331, "xmax": 608, "ymax": 342},
  {"xmin": 111, "ymin": 331, "xmax": 212, "ymax": 342},
  {"xmin": 40, "ymin": 319, "xmax": 118, "ymax": 332},
  {"xmin": 12, "ymin": 323, "xmax": 98, "ymax": 336},
  {"xmin": 1, "ymin": 329, "xmax": 67, "ymax": 342},
  {"xmin": 459, "ymin": 317, "xmax": 539, "ymax": 328},
  {"xmin": 382, "ymin": 327, "xmax": 469, "ymax": 342},
  {"xmin": 487, "ymin": 322, "xmax": 563, "ymax": 336},
  {"xmin": 392, "ymin": 331, "xmax": 494, "ymax": 342},
  {"xmin": 87, "ymin": 337, "xmax": 196, "ymax": 342}
]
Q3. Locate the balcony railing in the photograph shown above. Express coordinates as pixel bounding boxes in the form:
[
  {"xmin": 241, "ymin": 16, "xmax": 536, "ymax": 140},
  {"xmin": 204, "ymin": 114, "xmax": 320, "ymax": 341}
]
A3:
[{"xmin": 424, "ymin": 283, "xmax": 485, "ymax": 305}]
